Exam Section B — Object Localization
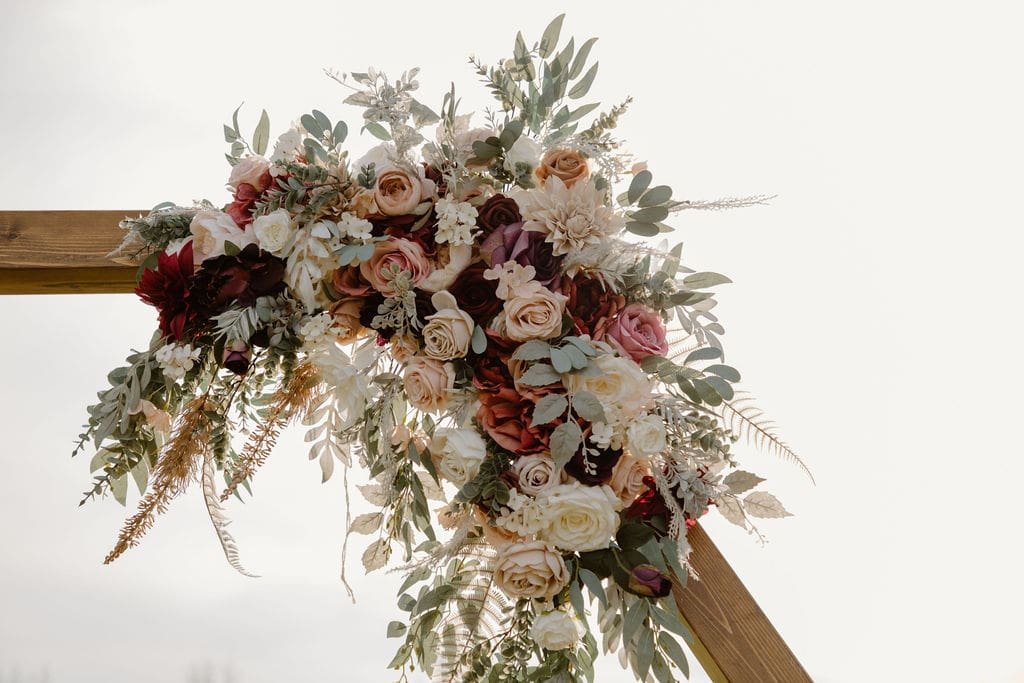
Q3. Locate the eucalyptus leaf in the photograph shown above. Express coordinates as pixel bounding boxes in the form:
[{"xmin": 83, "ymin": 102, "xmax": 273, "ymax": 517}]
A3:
[
  {"xmin": 683, "ymin": 271, "xmax": 733, "ymax": 289},
  {"xmin": 627, "ymin": 170, "xmax": 652, "ymax": 204},
  {"xmin": 569, "ymin": 37, "xmax": 598, "ymax": 79},
  {"xmin": 512, "ymin": 340, "xmax": 552, "ymax": 361},
  {"xmin": 518, "ymin": 363, "xmax": 560, "ymax": 386},
  {"xmin": 539, "ymin": 14, "xmax": 565, "ymax": 58},
  {"xmin": 627, "ymin": 221, "xmax": 660, "ymax": 237},
  {"xmin": 252, "ymin": 109, "xmax": 270, "ymax": 155},
  {"xmin": 568, "ymin": 62, "xmax": 599, "ymax": 99},
  {"xmin": 639, "ymin": 185, "xmax": 673, "ymax": 207},
  {"xmin": 362, "ymin": 121, "xmax": 392, "ymax": 141},
  {"xmin": 571, "ymin": 390, "xmax": 606, "ymax": 423}
]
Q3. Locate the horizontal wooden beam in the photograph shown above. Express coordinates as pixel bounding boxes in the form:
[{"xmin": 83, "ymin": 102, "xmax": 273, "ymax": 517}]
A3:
[
  {"xmin": 674, "ymin": 524, "xmax": 811, "ymax": 682},
  {"xmin": 0, "ymin": 210, "xmax": 140, "ymax": 294}
]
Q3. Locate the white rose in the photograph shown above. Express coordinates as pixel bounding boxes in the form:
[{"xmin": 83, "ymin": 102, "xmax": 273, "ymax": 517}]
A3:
[
  {"xmin": 530, "ymin": 609, "xmax": 585, "ymax": 651},
  {"xmin": 563, "ymin": 354, "xmax": 654, "ymax": 419},
  {"xmin": 189, "ymin": 210, "xmax": 256, "ymax": 264},
  {"xmin": 252, "ymin": 208, "xmax": 296, "ymax": 255},
  {"xmin": 422, "ymin": 291, "xmax": 474, "ymax": 360},
  {"xmin": 355, "ymin": 143, "xmax": 398, "ymax": 174},
  {"xmin": 536, "ymin": 482, "xmax": 620, "ymax": 552},
  {"xmin": 504, "ymin": 135, "xmax": 541, "ymax": 174},
  {"xmin": 627, "ymin": 413, "xmax": 668, "ymax": 460},
  {"xmin": 228, "ymin": 155, "xmax": 270, "ymax": 190},
  {"xmin": 430, "ymin": 427, "xmax": 487, "ymax": 486}
]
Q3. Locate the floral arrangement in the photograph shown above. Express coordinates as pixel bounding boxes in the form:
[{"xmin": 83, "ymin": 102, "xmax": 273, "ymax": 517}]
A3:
[{"xmin": 76, "ymin": 15, "xmax": 808, "ymax": 682}]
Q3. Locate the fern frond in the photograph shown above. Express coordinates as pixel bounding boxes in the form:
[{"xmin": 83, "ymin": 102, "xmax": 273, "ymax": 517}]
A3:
[
  {"xmin": 664, "ymin": 329, "xmax": 700, "ymax": 364},
  {"xmin": 717, "ymin": 392, "xmax": 814, "ymax": 483},
  {"xmin": 220, "ymin": 363, "xmax": 323, "ymax": 501},
  {"xmin": 202, "ymin": 452, "xmax": 258, "ymax": 578},
  {"xmin": 103, "ymin": 397, "xmax": 210, "ymax": 564}
]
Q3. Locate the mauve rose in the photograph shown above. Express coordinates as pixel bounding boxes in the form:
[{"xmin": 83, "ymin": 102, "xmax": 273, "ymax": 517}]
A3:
[
  {"xmin": 449, "ymin": 262, "xmax": 502, "ymax": 325},
  {"xmin": 476, "ymin": 387, "xmax": 549, "ymax": 455},
  {"xmin": 475, "ymin": 193, "xmax": 522, "ymax": 236},
  {"xmin": 360, "ymin": 238, "xmax": 432, "ymax": 296},
  {"xmin": 228, "ymin": 156, "xmax": 272, "ymax": 192},
  {"xmin": 332, "ymin": 265, "xmax": 373, "ymax": 297},
  {"xmin": 605, "ymin": 304, "xmax": 669, "ymax": 362},
  {"xmin": 535, "ymin": 148, "xmax": 590, "ymax": 188},
  {"xmin": 561, "ymin": 273, "xmax": 625, "ymax": 340},
  {"xmin": 225, "ymin": 181, "xmax": 266, "ymax": 228},
  {"xmin": 627, "ymin": 564, "xmax": 672, "ymax": 598},
  {"xmin": 481, "ymin": 222, "xmax": 562, "ymax": 290},
  {"xmin": 608, "ymin": 454, "xmax": 652, "ymax": 507}
]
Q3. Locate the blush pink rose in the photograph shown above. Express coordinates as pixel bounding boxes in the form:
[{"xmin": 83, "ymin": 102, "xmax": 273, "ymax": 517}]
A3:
[
  {"xmin": 606, "ymin": 304, "xmax": 669, "ymax": 362},
  {"xmin": 359, "ymin": 238, "xmax": 432, "ymax": 296}
]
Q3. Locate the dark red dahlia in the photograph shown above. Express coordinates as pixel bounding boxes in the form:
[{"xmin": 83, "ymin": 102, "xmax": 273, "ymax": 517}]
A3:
[
  {"xmin": 191, "ymin": 243, "xmax": 286, "ymax": 310},
  {"xmin": 135, "ymin": 241, "xmax": 200, "ymax": 342}
]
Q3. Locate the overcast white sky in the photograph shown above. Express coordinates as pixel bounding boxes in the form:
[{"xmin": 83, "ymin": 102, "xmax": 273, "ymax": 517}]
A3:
[{"xmin": 2, "ymin": 1, "xmax": 1023, "ymax": 681}]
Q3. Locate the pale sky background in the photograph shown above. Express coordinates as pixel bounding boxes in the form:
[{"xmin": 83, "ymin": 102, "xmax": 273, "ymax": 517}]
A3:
[{"xmin": 1, "ymin": 1, "xmax": 1023, "ymax": 681}]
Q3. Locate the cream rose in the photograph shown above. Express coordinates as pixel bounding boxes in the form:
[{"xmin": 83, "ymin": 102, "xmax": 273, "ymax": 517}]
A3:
[
  {"xmin": 430, "ymin": 427, "xmax": 487, "ymax": 486},
  {"xmin": 374, "ymin": 167, "xmax": 435, "ymax": 216},
  {"xmin": 503, "ymin": 285, "xmax": 568, "ymax": 342},
  {"xmin": 403, "ymin": 357, "xmax": 454, "ymax": 413},
  {"xmin": 252, "ymin": 208, "xmax": 296, "ymax": 255},
  {"xmin": 228, "ymin": 155, "xmax": 270, "ymax": 191},
  {"xmin": 511, "ymin": 454, "xmax": 563, "ymax": 496},
  {"xmin": 536, "ymin": 481, "xmax": 620, "ymax": 552},
  {"xmin": 608, "ymin": 454, "xmax": 652, "ymax": 507},
  {"xmin": 422, "ymin": 291, "xmax": 474, "ymax": 360},
  {"xmin": 504, "ymin": 134, "xmax": 541, "ymax": 175},
  {"xmin": 189, "ymin": 210, "xmax": 256, "ymax": 265},
  {"xmin": 627, "ymin": 413, "xmax": 668, "ymax": 460},
  {"xmin": 531, "ymin": 609, "xmax": 584, "ymax": 651},
  {"xmin": 493, "ymin": 541, "xmax": 569, "ymax": 600},
  {"xmin": 563, "ymin": 354, "xmax": 654, "ymax": 419}
]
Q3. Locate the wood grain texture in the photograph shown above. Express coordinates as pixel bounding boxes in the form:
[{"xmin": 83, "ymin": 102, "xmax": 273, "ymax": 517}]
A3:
[
  {"xmin": 0, "ymin": 211, "xmax": 140, "ymax": 294},
  {"xmin": 675, "ymin": 523, "xmax": 811, "ymax": 682}
]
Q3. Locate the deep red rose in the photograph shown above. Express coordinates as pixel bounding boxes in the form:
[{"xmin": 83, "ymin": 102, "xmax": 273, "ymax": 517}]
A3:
[
  {"xmin": 225, "ymin": 181, "xmax": 264, "ymax": 228},
  {"xmin": 475, "ymin": 193, "xmax": 522, "ymax": 236},
  {"xmin": 449, "ymin": 261, "xmax": 502, "ymax": 325},
  {"xmin": 480, "ymin": 221, "xmax": 562, "ymax": 290},
  {"xmin": 565, "ymin": 441, "xmax": 622, "ymax": 486},
  {"xmin": 136, "ymin": 241, "xmax": 202, "ymax": 342},
  {"xmin": 624, "ymin": 476, "xmax": 671, "ymax": 521},
  {"xmin": 192, "ymin": 244, "xmax": 286, "ymax": 310},
  {"xmin": 469, "ymin": 331, "xmax": 516, "ymax": 394},
  {"xmin": 476, "ymin": 386, "xmax": 549, "ymax": 455},
  {"xmin": 627, "ymin": 564, "xmax": 673, "ymax": 598},
  {"xmin": 423, "ymin": 163, "xmax": 447, "ymax": 196},
  {"xmin": 561, "ymin": 273, "xmax": 626, "ymax": 340}
]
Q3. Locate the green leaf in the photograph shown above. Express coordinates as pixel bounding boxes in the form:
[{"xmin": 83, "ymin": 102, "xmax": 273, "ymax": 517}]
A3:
[
  {"xmin": 471, "ymin": 325, "xmax": 488, "ymax": 354},
  {"xmin": 471, "ymin": 139, "xmax": 500, "ymax": 161},
  {"xmin": 539, "ymin": 14, "xmax": 565, "ymax": 58},
  {"xmin": 333, "ymin": 120, "xmax": 349, "ymax": 144},
  {"xmin": 571, "ymin": 390, "xmax": 606, "ymax": 423},
  {"xmin": 223, "ymin": 241, "xmax": 241, "ymax": 257},
  {"xmin": 627, "ymin": 221, "xmax": 661, "ymax": 237},
  {"xmin": 532, "ymin": 394, "xmax": 568, "ymax": 426},
  {"xmin": 499, "ymin": 120, "xmax": 524, "ymax": 150},
  {"xmin": 578, "ymin": 568, "xmax": 607, "ymax": 607},
  {"xmin": 639, "ymin": 185, "xmax": 673, "ymax": 207},
  {"xmin": 703, "ymin": 364, "xmax": 740, "ymax": 382},
  {"xmin": 312, "ymin": 109, "xmax": 331, "ymax": 134},
  {"xmin": 550, "ymin": 421, "xmax": 583, "ymax": 468},
  {"xmin": 569, "ymin": 581, "xmax": 586, "ymax": 620},
  {"xmin": 512, "ymin": 340, "xmax": 552, "ymax": 361},
  {"xmin": 519, "ymin": 363, "xmax": 560, "ymax": 386},
  {"xmin": 560, "ymin": 343, "xmax": 588, "ymax": 369},
  {"xmin": 569, "ymin": 37, "xmax": 598, "ymax": 79},
  {"xmin": 621, "ymin": 598, "xmax": 648, "ymax": 647},
  {"xmin": 397, "ymin": 593, "xmax": 416, "ymax": 611},
  {"xmin": 703, "ymin": 375, "xmax": 735, "ymax": 401},
  {"xmin": 386, "ymin": 621, "xmax": 407, "ymax": 638},
  {"xmin": 682, "ymin": 271, "xmax": 733, "ymax": 289},
  {"xmin": 362, "ymin": 121, "xmax": 392, "ymax": 141},
  {"xmin": 685, "ymin": 347, "xmax": 722, "ymax": 364},
  {"xmin": 637, "ymin": 628, "xmax": 655, "ymax": 680},
  {"xmin": 130, "ymin": 459, "xmax": 148, "ymax": 495},
  {"xmin": 627, "ymin": 171, "xmax": 653, "ymax": 204},
  {"xmin": 568, "ymin": 62, "xmax": 599, "ymax": 99},
  {"xmin": 300, "ymin": 113, "xmax": 324, "ymax": 140},
  {"xmin": 629, "ymin": 206, "xmax": 670, "ymax": 223},
  {"xmin": 110, "ymin": 474, "xmax": 128, "ymax": 506},
  {"xmin": 616, "ymin": 522, "xmax": 656, "ymax": 551},
  {"xmin": 658, "ymin": 631, "xmax": 690, "ymax": 678},
  {"xmin": 252, "ymin": 109, "xmax": 270, "ymax": 155},
  {"xmin": 549, "ymin": 347, "xmax": 572, "ymax": 374},
  {"xmin": 223, "ymin": 124, "xmax": 236, "ymax": 142}
]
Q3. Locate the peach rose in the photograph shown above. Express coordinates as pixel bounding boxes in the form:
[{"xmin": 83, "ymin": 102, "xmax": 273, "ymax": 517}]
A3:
[
  {"xmin": 493, "ymin": 540, "xmax": 569, "ymax": 600},
  {"xmin": 474, "ymin": 507, "xmax": 522, "ymax": 550},
  {"xmin": 503, "ymin": 285, "xmax": 569, "ymax": 342},
  {"xmin": 349, "ymin": 189, "xmax": 378, "ymax": 219},
  {"xmin": 422, "ymin": 291, "xmax": 474, "ymax": 360},
  {"xmin": 403, "ymin": 356, "xmax": 454, "ymax": 413},
  {"xmin": 608, "ymin": 454, "xmax": 652, "ymax": 507},
  {"xmin": 360, "ymin": 238, "xmax": 432, "ymax": 296},
  {"xmin": 329, "ymin": 298, "xmax": 368, "ymax": 344},
  {"xmin": 535, "ymin": 148, "xmax": 590, "ymax": 188},
  {"xmin": 374, "ymin": 168, "xmax": 433, "ymax": 216},
  {"xmin": 389, "ymin": 333, "xmax": 421, "ymax": 364}
]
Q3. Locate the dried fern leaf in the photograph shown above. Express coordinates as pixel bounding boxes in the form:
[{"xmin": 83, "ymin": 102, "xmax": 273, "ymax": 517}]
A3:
[
  {"xmin": 220, "ymin": 363, "xmax": 323, "ymax": 501},
  {"xmin": 717, "ymin": 392, "xmax": 815, "ymax": 483},
  {"xmin": 103, "ymin": 397, "xmax": 211, "ymax": 564},
  {"xmin": 202, "ymin": 451, "xmax": 258, "ymax": 578}
]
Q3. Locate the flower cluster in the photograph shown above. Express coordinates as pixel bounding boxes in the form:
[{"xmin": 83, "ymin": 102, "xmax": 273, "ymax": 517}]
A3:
[{"xmin": 78, "ymin": 15, "xmax": 805, "ymax": 683}]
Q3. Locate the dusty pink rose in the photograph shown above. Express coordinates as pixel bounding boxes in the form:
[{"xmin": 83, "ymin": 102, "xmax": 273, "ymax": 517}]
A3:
[
  {"xmin": 403, "ymin": 356, "xmax": 454, "ymax": 413},
  {"xmin": 374, "ymin": 168, "xmax": 433, "ymax": 216},
  {"xmin": 360, "ymin": 238, "xmax": 432, "ymax": 296},
  {"xmin": 606, "ymin": 304, "xmax": 669, "ymax": 362},
  {"xmin": 608, "ymin": 454, "xmax": 652, "ymax": 507}
]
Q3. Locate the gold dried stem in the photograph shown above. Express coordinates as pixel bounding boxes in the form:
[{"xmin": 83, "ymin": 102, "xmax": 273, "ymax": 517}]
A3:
[
  {"xmin": 220, "ymin": 363, "xmax": 323, "ymax": 501},
  {"xmin": 103, "ymin": 396, "xmax": 212, "ymax": 564}
]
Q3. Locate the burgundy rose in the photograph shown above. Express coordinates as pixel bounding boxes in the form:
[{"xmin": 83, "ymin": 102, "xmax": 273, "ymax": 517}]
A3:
[
  {"xmin": 627, "ymin": 564, "xmax": 673, "ymax": 598},
  {"xmin": 221, "ymin": 340, "xmax": 251, "ymax": 375},
  {"xmin": 565, "ymin": 441, "xmax": 622, "ymax": 486},
  {"xmin": 423, "ymin": 163, "xmax": 447, "ymax": 197},
  {"xmin": 449, "ymin": 262, "xmax": 502, "ymax": 325},
  {"xmin": 192, "ymin": 243, "xmax": 286, "ymax": 310},
  {"xmin": 476, "ymin": 387, "xmax": 549, "ymax": 455},
  {"xmin": 624, "ymin": 476, "xmax": 670, "ymax": 522},
  {"xmin": 480, "ymin": 222, "xmax": 562, "ymax": 290},
  {"xmin": 332, "ymin": 265, "xmax": 373, "ymax": 297},
  {"xmin": 606, "ymin": 304, "xmax": 669, "ymax": 362},
  {"xmin": 136, "ymin": 241, "xmax": 201, "ymax": 342},
  {"xmin": 469, "ymin": 331, "xmax": 516, "ymax": 394},
  {"xmin": 475, "ymin": 193, "xmax": 522, "ymax": 236},
  {"xmin": 561, "ymin": 273, "xmax": 626, "ymax": 340}
]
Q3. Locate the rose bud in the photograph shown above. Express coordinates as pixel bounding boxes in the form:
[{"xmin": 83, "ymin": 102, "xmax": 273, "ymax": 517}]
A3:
[
  {"xmin": 222, "ymin": 339, "xmax": 251, "ymax": 375},
  {"xmin": 627, "ymin": 564, "xmax": 673, "ymax": 598}
]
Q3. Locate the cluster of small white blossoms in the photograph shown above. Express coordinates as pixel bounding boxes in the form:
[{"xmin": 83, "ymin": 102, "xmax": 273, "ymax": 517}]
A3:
[
  {"xmin": 154, "ymin": 343, "xmax": 202, "ymax": 382},
  {"xmin": 433, "ymin": 196, "xmax": 478, "ymax": 245}
]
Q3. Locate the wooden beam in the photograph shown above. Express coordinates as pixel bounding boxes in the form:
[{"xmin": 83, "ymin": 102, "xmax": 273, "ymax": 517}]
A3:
[
  {"xmin": 0, "ymin": 211, "xmax": 139, "ymax": 294},
  {"xmin": 0, "ymin": 210, "xmax": 811, "ymax": 682},
  {"xmin": 674, "ymin": 524, "xmax": 811, "ymax": 682}
]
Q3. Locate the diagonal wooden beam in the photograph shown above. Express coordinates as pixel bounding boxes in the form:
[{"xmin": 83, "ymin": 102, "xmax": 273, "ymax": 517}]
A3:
[
  {"xmin": 0, "ymin": 210, "xmax": 810, "ymax": 681},
  {"xmin": 0, "ymin": 210, "xmax": 139, "ymax": 294}
]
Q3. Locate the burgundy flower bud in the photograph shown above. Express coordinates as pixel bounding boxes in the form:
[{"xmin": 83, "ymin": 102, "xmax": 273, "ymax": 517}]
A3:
[
  {"xmin": 222, "ymin": 340, "xmax": 251, "ymax": 375},
  {"xmin": 627, "ymin": 564, "xmax": 673, "ymax": 598},
  {"xmin": 475, "ymin": 193, "xmax": 522, "ymax": 236}
]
